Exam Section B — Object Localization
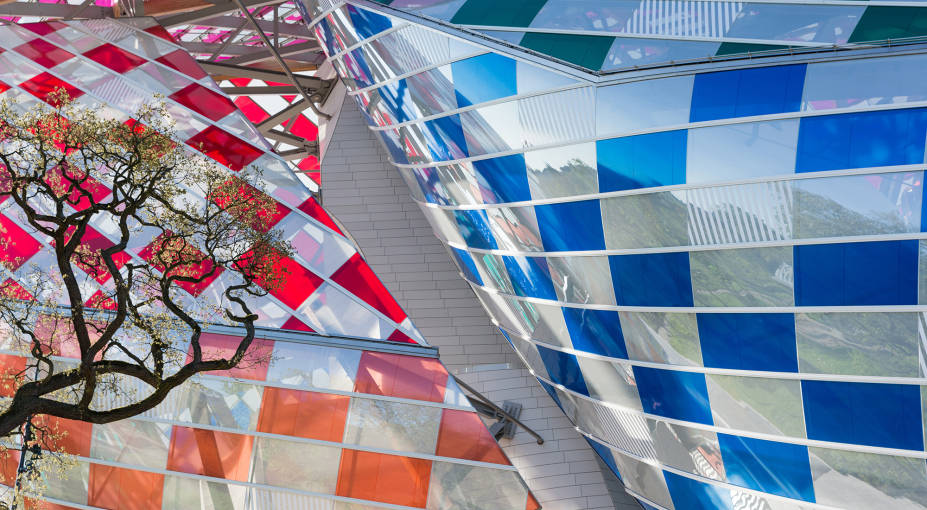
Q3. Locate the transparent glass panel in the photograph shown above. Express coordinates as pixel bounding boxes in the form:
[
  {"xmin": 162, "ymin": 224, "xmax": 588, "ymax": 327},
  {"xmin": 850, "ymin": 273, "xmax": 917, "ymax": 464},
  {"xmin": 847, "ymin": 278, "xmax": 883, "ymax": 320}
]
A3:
[
  {"xmin": 343, "ymin": 397, "xmax": 441, "ymax": 454},
  {"xmin": 301, "ymin": 283, "xmax": 392, "ymax": 340},
  {"xmin": 252, "ymin": 487, "xmax": 335, "ymax": 509},
  {"xmin": 620, "ymin": 311, "xmax": 702, "ymax": 366},
  {"xmin": 547, "ymin": 255, "xmax": 616, "ymax": 306},
  {"xmin": 796, "ymin": 312, "xmax": 919, "ymax": 377},
  {"xmin": 572, "ymin": 396, "xmax": 657, "ymax": 460},
  {"xmin": 427, "ymin": 462, "xmax": 528, "ymax": 510},
  {"xmin": 602, "ymin": 191, "xmax": 688, "ymax": 249},
  {"xmin": 725, "ymin": 4, "xmax": 864, "ymax": 43},
  {"xmin": 803, "ymin": 54, "xmax": 927, "ymax": 112},
  {"xmin": 519, "ymin": 301, "xmax": 571, "ymax": 348},
  {"xmin": 794, "ymin": 172, "xmax": 923, "ymax": 239},
  {"xmin": 508, "ymin": 332, "xmax": 549, "ymax": 379},
  {"xmin": 40, "ymin": 459, "xmax": 89, "ymax": 504},
  {"xmin": 810, "ymin": 448, "xmax": 927, "ymax": 510},
  {"xmin": 90, "ymin": 419, "xmax": 170, "ymax": 469},
  {"xmin": 420, "ymin": 206, "xmax": 466, "ymax": 245},
  {"xmin": 252, "ymin": 437, "xmax": 341, "ymax": 492},
  {"xmin": 474, "ymin": 289, "xmax": 528, "ymax": 336},
  {"xmin": 690, "ymin": 246, "xmax": 795, "ymax": 307},
  {"xmin": 162, "ymin": 476, "xmax": 248, "ymax": 510},
  {"xmin": 175, "ymin": 378, "xmax": 263, "ymax": 431},
  {"xmin": 486, "ymin": 206, "xmax": 544, "ymax": 252},
  {"xmin": 596, "ymin": 75, "xmax": 694, "ymax": 137},
  {"xmin": 687, "ymin": 119, "xmax": 799, "ymax": 183},
  {"xmin": 436, "ymin": 163, "xmax": 482, "ymax": 206},
  {"xmin": 471, "ymin": 252, "xmax": 515, "ymax": 294},
  {"xmin": 525, "ymin": 142, "xmax": 598, "ymax": 200},
  {"xmin": 603, "ymin": 38, "xmax": 720, "ymax": 71},
  {"xmin": 707, "ymin": 375, "xmax": 805, "ymax": 438},
  {"xmin": 921, "ymin": 242, "xmax": 927, "ymax": 305},
  {"xmin": 612, "ymin": 451, "xmax": 674, "ymax": 509},
  {"xmin": 649, "ymin": 419, "xmax": 725, "ymax": 481},
  {"xmin": 461, "ymin": 102, "xmax": 522, "ymax": 156},
  {"xmin": 266, "ymin": 342, "xmax": 360, "ymax": 392},
  {"xmin": 521, "ymin": 87, "xmax": 595, "ymax": 148},
  {"xmin": 576, "ymin": 357, "xmax": 641, "ymax": 410},
  {"xmin": 686, "ymin": 180, "xmax": 794, "ymax": 245}
]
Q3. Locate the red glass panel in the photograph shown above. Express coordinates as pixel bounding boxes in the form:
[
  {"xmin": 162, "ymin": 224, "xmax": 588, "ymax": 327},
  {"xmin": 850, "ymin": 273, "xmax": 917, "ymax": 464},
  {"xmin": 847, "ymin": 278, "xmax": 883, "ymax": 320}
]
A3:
[
  {"xmin": 330, "ymin": 253, "xmax": 407, "ymax": 323},
  {"xmin": 185, "ymin": 332, "xmax": 274, "ymax": 381},
  {"xmin": 233, "ymin": 96, "xmax": 270, "ymax": 124},
  {"xmin": 436, "ymin": 409, "xmax": 510, "ymax": 465},
  {"xmin": 85, "ymin": 290, "xmax": 117, "ymax": 311},
  {"xmin": 44, "ymin": 164, "xmax": 111, "ymax": 212},
  {"xmin": 526, "ymin": 492, "xmax": 540, "ymax": 510},
  {"xmin": 0, "ymin": 79, "xmax": 10, "ymax": 94},
  {"xmin": 88, "ymin": 464, "xmax": 164, "ymax": 510},
  {"xmin": 145, "ymin": 25, "xmax": 177, "ymax": 43},
  {"xmin": 83, "ymin": 43, "xmax": 146, "ymax": 73},
  {"xmin": 32, "ymin": 314, "xmax": 105, "ymax": 360},
  {"xmin": 24, "ymin": 499, "xmax": 80, "ymax": 510},
  {"xmin": 19, "ymin": 72, "xmax": 84, "ymax": 106},
  {"xmin": 20, "ymin": 22, "xmax": 66, "ymax": 36},
  {"xmin": 257, "ymin": 387, "xmax": 349, "ymax": 442},
  {"xmin": 138, "ymin": 232, "xmax": 223, "ymax": 296},
  {"xmin": 281, "ymin": 316, "xmax": 315, "ymax": 332},
  {"xmin": 297, "ymin": 197, "xmax": 341, "ymax": 234},
  {"xmin": 0, "ymin": 213, "xmax": 41, "ymax": 271},
  {"xmin": 60, "ymin": 225, "xmax": 131, "ymax": 284},
  {"xmin": 0, "ymin": 449, "xmax": 19, "ymax": 486},
  {"xmin": 14, "ymin": 39, "xmax": 74, "ymax": 69},
  {"xmin": 31, "ymin": 415, "xmax": 92, "ymax": 457},
  {"xmin": 354, "ymin": 352, "xmax": 448, "ymax": 403},
  {"xmin": 238, "ymin": 248, "xmax": 323, "ymax": 309},
  {"xmin": 209, "ymin": 179, "xmax": 289, "ymax": 233},
  {"xmin": 336, "ymin": 450, "xmax": 431, "ymax": 508},
  {"xmin": 169, "ymin": 83, "xmax": 237, "ymax": 121},
  {"xmin": 155, "ymin": 49, "xmax": 207, "ymax": 80},
  {"xmin": 186, "ymin": 125, "xmax": 263, "ymax": 172},
  {"xmin": 166, "ymin": 426, "xmax": 253, "ymax": 481},
  {"xmin": 0, "ymin": 354, "xmax": 26, "ymax": 398},
  {"xmin": 0, "ymin": 278, "xmax": 33, "ymax": 301},
  {"xmin": 280, "ymin": 115, "xmax": 318, "ymax": 141},
  {"xmin": 387, "ymin": 329, "xmax": 416, "ymax": 344}
]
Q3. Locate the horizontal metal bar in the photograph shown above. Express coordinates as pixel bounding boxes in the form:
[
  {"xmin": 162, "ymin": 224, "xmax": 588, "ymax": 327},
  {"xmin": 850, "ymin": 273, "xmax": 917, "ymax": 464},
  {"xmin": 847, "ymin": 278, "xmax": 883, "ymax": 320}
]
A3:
[
  {"xmin": 0, "ymin": 2, "xmax": 113, "ymax": 18},
  {"xmin": 257, "ymin": 98, "xmax": 309, "ymax": 132},
  {"xmin": 195, "ymin": 14, "xmax": 314, "ymax": 38},
  {"xmin": 157, "ymin": 0, "xmax": 283, "ymax": 27},
  {"xmin": 221, "ymin": 85, "xmax": 300, "ymax": 94},
  {"xmin": 198, "ymin": 61, "xmax": 327, "ymax": 89},
  {"xmin": 223, "ymin": 41, "xmax": 322, "ymax": 65}
]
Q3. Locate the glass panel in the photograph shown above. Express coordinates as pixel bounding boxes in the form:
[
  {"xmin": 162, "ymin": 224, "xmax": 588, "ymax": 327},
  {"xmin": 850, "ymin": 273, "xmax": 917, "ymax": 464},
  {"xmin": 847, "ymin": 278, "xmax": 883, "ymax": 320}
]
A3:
[
  {"xmin": 602, "ymin": 191, "xmax": 688, "ymax": 249},
  {"xmin": 610, "ymin": 252, "xmax": 694, "ymax": 307},
  {"xmin": 251, "ymin": 437, "xmax": 341, "ymax": 492},
  {"xmin": 266, "ymin": 342, "xmax": 360, "ymax": 392},
  {"xmin": 690, "ymin": 65, "xmax": 806, "ymax": 122},
  {"xmin": 611, "ymin": 451, "xmax": 674, "ymax": 509},
  {"xmin": 521, "ymin": 87, "xmax": 595, "ymax": 149},
  {"xmin": 525, "ymin": 143, "xmax": 597, "ymax": 200},
  {"xmin": 41, "ymin": 460, "xmax": 89, "ymax": 504},
  {"xmin": 690, "ymin": 246, "xmax": 795, "ymax": 307},
  {"xmin": 794, "ymin": 172, "xmax": 923, "ymax": 239},
  {"xmin": 603, "ymin": 37, "xmax": 719, "ymax": 70},
  {"xmin": 719, "ymin": 433, "xmax": 814, "ymax": 502},
  {"xmin": 90, "ymin": 419, "xmax": 170, "ymax": 469},
  {"xmin": 518, "ymin": 301, "xmax": 570, "ymax": 348},
  {"xmin": 632, "ymin": 366, "xmax": 713, "ymax": 425},
  {"xmin": 547, "ymin": 255, "xmax": 616, "ymax": 306},
  {"xmin": 573, "ymin": 397, "xmax": 658, "ymax": 461},
  {"xmin": 620, "ymin": 311, "xmax": 702, "ymax": 366},
  {"xmin": 707, "ymin": 375, "xmax": 805, "ymax": 438},
  {"xmin": 300, "ymin": 283, "xmax": 393, "ymax": 340},
  {"xmin": 810, "ymin": 448, "xmax": 927, "ymax": 510},
  {"xmin": 537, "ymin": 344, "xmax": 589, "ymax": 395},
  {"xmin": 576, "ymin": 357, "xmax": 641, "ymax": 410},
  {"xmin": 174, "ymin": 378, "xmax": 262, "ymax": 431},
  {"xmin": 343, "ymin": 397, "xmax": 441, "ymax": 454},
  {"xmin": 436, "ymin": 163, "xmax": 482, "ymax": 206},
  {"xmin": 461, "ymin": 102, "xmax": 522, "ymax": 156},
  {"xmin": 486, "ymin": 206, "xmax": 544, "ymax": 252},
  {"xmin": 162, "ymin": 476, "xmax": 248, "ymax": 510},
  {"xmin": 427, "ymin": 462, "xmax": 528, "ymax": 510},
  {"xmin": 686, "ymin": 180, "xmax": 794, "ymax": 245},
  {"xmin": 803, "ymin": 54, "xmax": 927, "ymax": 112},
  {"xmin": 725, "ymin": 4, "xmax": 864, "ymax": 43},
  {"xmin": 599, "ymin": 129, "xmax": 686, "ymax": 191},
  {"xmin": 686, "ymin": 119, "xmax": 800, "ymax": 183},
  {"xmin": 649, "ymin": 419, "xmax": 724, "ymax": 480},
  {"xmin": 596, "ymin": 75, "xmax": 693, "ymax": 137}
]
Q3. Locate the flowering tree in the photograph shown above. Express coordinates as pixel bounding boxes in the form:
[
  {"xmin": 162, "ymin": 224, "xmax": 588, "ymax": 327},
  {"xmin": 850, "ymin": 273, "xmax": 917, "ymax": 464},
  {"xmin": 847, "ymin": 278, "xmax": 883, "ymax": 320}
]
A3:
[{"xmin": 0, "ymin": 89, "xmax": 290, "ymax": 443}]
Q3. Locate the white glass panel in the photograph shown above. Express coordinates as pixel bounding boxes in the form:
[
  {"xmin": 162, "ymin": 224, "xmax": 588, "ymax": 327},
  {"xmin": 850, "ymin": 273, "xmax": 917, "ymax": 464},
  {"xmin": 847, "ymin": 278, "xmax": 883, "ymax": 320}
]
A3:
[
  {"xmin": 620, "ymin": 311, "xmax": 702, "ymax": 366},
  {"xmin": 707, "ymin": 375, "xmax": 806, "ymax": 438},
  {"xmin": 175, "ymin": 378, "xmax": 263, "ymax": 431},
  {"xmin": 687, "ymin": 119, "xmax": 799, "ymax": 183},
  {"xmin": 596, "ymin": 75, "xmax": 694, "ymax": 137},
  {"xmin": 343, "ymin": 397, "xmax": 441, "ymax": 454},
  {"xmin": 690, "ymin": 246, "xmax": 795, "ymax": 307},
  {"xmin": 90, "ymin": 419, "xmax": 171, "ymax": 469},
  {"xmin": 266, "ymin": 341, "xmax": 360, "ymax": 392},
  {"xmin": 803, "ymin": 54, "xmax": 927, "ymax": 113},
  {"xmin": 576, "ymin": 357, "xmax": 641, "ymax": 411},
  {"xmin": 252, "ymin": 437, "xmax": 341, "ymax": 492},
  {"xmin": 810, "ymin": 448, "xmax": 927, "ymax": 510},
  {"xmin": 525, "ymin": 142, "xmax": 597, "ymax": 200},
  {"xmin": 602, "ymin": 191, "xmax": 688, "ymax": 249},
  {"xmin": 546, "ymin": 255, "xmax": 616, "ymax": 306},
  {"xmin": 649, "ymin": 419, "xmax": 724, "ymax": 480},
  {"xmin": 427, "ymin": 462, "xmax": 528, "ymax": 510},
  {"xmin": 163, "ymin": 475, "xmax": 248, "ymax": 510}
]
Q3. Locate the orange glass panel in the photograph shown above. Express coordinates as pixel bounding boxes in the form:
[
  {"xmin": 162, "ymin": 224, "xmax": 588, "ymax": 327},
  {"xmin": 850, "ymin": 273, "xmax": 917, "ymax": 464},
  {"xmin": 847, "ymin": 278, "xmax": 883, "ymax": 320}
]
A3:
[
  {"xmin": 435, "ymin": 409, "xmax": 510, "ymax": 465},
  {"xmin": 526, "ymin": 492, "xmax": 541, "ymax": 510},
  {"xmin": 256, "ymin": 387, "xmax": 349, "ymax": 442},
  {"xmin": 24, "ymin": 499, "xmax": 81, "ymax": 510},
  {"xmin": 0, "ymin": 354, "xmax": 26, "ymax": 398},
  {"xmin": 185, "ymin": 333, "xmax": 274, "ymax": 381},
  {"xmin": 166, "ymin": 426, "xmax": 253, "ymax": 481},
  {"xmin": 0, "ymin": 449, "xmax": 19, "ymax": 486},
  {"xmin": 353, "ymin": 352, "xmax": 448, "ymax": 403},
  {"xmin": 336, "ymin": 449, "xmax": 431, "ymax": 508},
  {"xmin": 31, "ymin": 415, "xmax": 92, "ymax": 457},
  {"xmin": 88, "ymin": 464, "xmax": 164, "ymax": 510}
]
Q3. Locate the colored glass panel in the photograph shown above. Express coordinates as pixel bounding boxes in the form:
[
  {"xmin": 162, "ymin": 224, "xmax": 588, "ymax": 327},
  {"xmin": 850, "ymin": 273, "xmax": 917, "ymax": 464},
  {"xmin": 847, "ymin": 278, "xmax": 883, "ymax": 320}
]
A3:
[
  {"xmin": 450, "ymin": 0, "xmax": 547, "ymax": 27},
  {"xmin": 186, "ymin": 125, "xmax": 264, "ymax": 172},
  {"xmin": 166, "ymin": 426, "xmax": 254, "ymax": 481},
  {"xmin": 472, "ymin": 154, "xmax": 530, "ymax": 204},
  {"xmin": 718, "ymin": 433, "xmax": 815, "ymax": 502},
  {"xmin": 535, "ymin": 200, "xmax": 606, "ymax": 251},
  {"xmin": 597, "ymin": 130, "xmax": 687, "ymax": 192},
  {"xmin": 169, "ymin": 83, "xmax": 237, "ymax": 121},
  {"xmin": 849, "ymin": 6, "xmax": 927, "ymax": 42},
  {"xmin": 562, "ymin": 307, "xmax": 627, "ymax": 359},
  {"xmin": 88, "ymin": 464, "xmax": 164, "ymax": 510},
  {"xmin": 83, "ymin": 43, "xmax": 146, "ymax": 73},
  {"xmin": 519, "ymin": 32, "xmax": 614, "ymax": 69},
  {"xmin": 19, "ymin": 72, "xmax": 85, "ymax": 105},
  {"xmin": 452, "ymin": 53, "xmax": 517, "ymax": 107},
  {"xmin": 155, "ymin": 50, "xmax": 207, "ymax": 79},
  {"xmin": 697, "ymin": 313, "xmax": 798, "ymax": 372},
  {"xmin": 633, "ymin": 366, "xmax": 713, "ymax": 425},
  {"xmin": 0, "ymin": 213, "xmax": 42, "ymax": 271},
  {"xmin": 185, "ymin": 333, "xmax": 274, "ymax": 380},
  {"xmin": 330, "ymin": 253, "xmax": 407, "ymax": 323},
  {"xmin": 663, "ymin": 470, "xmax": 732, "ymax": 510},
  {"xmin": 436, "ymin": 409, "xmax": 510, "ymax": 464},
  {"xmin": 336, "ymin": 450, "xmax": 432, "ymax": 507},
  {"xmin": 502, "ymin": 255, "xmax": 557, "ymax": 300},
  {"xmin": 454, "ymin": 209, "xmax": 498, "ymax": 249},
  {"xmin": 14, "ymin": 38, "xmax": 74, "ymax": 69},
  {"xmin": 450, "ymin": 247, "xmax": 483, "ymax": 286},
  {"xmin": 257, "ymin": 387, "xmax": 349, "ymax": 442},
  {"xmin": 609, "ymin": 252, "xmax": 694, "ymax": 307},
  {"xmin": 354, "ymin": 351, "xmax": 448, "ymax": 403},
  {"xmin": 536, "ymin": 344, "xmax": 589, "ymax": 395},
  {"xmin": 690, "ymin": 64, "xmax": 806, "ymax": 122}
]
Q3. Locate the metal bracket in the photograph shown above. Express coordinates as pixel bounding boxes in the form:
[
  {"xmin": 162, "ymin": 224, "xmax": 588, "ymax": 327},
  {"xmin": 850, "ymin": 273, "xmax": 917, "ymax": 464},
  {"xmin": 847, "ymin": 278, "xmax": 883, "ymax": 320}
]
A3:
[{"xmin": 453, "ymin": 376, "xmax": 543, "ymax": 444}]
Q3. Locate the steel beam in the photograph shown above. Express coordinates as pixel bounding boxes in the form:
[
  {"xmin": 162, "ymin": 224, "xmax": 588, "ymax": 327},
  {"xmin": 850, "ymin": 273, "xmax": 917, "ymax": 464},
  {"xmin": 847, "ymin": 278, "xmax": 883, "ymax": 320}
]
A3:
[
  {"xmin": 0, "ymin": 2, "xmax": 113, "ymax": 18},
  {"xmin": 221, "ymin": 85, "xmax": 301, "ymax": 95},
  {"xmin": 222, "ymin": 41, "xmax": 321, "ymax": 65},
  {"xmin": 263, "ymin": 129, "xmax": 310, "ymax": 146},
  {"xmin": 194, "ymin": 14, "xmax": 313, "ymax": 38},
  {"xmin": 198, "ymin": 61, "xmax": 327, "ymax": 90},
  {"xmin": 156, "ymin": 0, "xmax": 282, "ymax": 27},
  {"xmin": 256, "ymin": 99, "xmax": 309, "ymax": 133}
]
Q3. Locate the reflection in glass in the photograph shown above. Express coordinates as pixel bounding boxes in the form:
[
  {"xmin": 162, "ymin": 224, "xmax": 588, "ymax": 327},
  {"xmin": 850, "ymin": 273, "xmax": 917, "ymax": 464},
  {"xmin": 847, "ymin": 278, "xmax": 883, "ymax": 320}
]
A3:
[
  {"xmin": 427, "ymin": 462, "xmax": 529, "ymax": 510},
  {"xmin": 576, "ymin": 357, "xmax": 641, "ymax": 410},
  {"xmin": 620, "ymin": 311, "xmax": 703, "ymax": 366},
  {"xmin": 803, "ymin": 54, "xmax": 927, "ymax": 113},
  {"xmin": 690, "ymin": 246, "xmax": 794, "ymax": 307},
  {"xmin": 595, "ymin": 75, "xmax": 694, "ymax": 137},
  {"xmin": 686, "ymin": 119, "xmax": 799, "ymax": 183},
  {"xmin": 175, "ymin": 379, "xmax": 263, "ymax": 431},
  {"xmin": 266, "ymin": 343, "xmax": 360, "ymax": 392},
  {"xmin": 251, "ymin": 437, "xmax": 341, "ymax": 492},
  {"xmin": 525, "ymin": 143, "xmax": 598, "ymax": 200},
  {"xmin": 686, "ymin": 180, "xmax": 793, "ymax": 245},
  {"xmin": 91, "ymin": 419, "xmax": 171, "ymax": 469},
  {"xmin": 725, "ymin": 4, "xmax": 864, "ymax": 43},
  {"xmin": 486, "ymin": 206, "xmax": 544, "ymax": 252},
  {"xmin": 649, "ymin": 419, "xmax": 725, "ymax": 481},
  {"xmin": 707, "ymin": 375, "xmax": 806, "ymax": 438},
  {"xmin": 547, "ymin": 255, "xmax": 616, "ymax": 306},
  {"xmin": 612, "ymin": 451, "xmax": 674, "ymax": 509},
  {"xmin": 162, "ymin": 475, "xmax": 248, "ymax": 510},
  {"xmin": 810, "ymin": 448, "xmax": 927, "ymax": 510},
  {"xmin": 343, "ymin": 398, "xmax": 441, "ymax": 454},
  {"xmin": 603, "ymin": 37, "xmax": 720, "ymax": 70},
  {"xmin": 602, "ymin": 192, "xmax": 688, "ymax": 249}
]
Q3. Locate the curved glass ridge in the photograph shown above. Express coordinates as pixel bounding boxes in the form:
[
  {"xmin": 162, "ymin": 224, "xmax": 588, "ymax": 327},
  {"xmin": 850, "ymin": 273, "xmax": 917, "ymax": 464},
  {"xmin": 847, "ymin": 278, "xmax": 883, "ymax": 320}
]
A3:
[{"xmin": 307, "ymin": 1, "xmax": 927, "ymax": 509}]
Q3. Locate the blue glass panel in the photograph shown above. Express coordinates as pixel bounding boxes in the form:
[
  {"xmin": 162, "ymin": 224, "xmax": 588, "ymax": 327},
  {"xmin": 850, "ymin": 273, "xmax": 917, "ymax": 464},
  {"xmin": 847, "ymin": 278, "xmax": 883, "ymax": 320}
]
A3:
[
  {"xmin": 690, "ymin": 64, "xmax": 806, "ymax": 122},
  {"xmin": 450, "ymin": 247, "xmax": 483, "ymax": 286},
  {"xmin": 343, "ymin": 49, "xmax": 375, "ymax": 89},
  {"xmin": 586, "ymin": 438, "xmax": 621, "ymax": 481},
  {"xmin": 632, "ymin": 366, "xmax": 713, "ymax": 424},
  {"xmin": 347, "ymin": 5, "xmax": 393, "ymax": 39},
  {"xmin": 452, "ymin": 53, "xmax": 518, "ymax": 107},
  {"xmin": 316, "ymin": 18, "xmax": 340, "ymax": 56},
  {"xmin": 609, "ymin": 252, "xmax": 694, "ymax": 307},
  {"xmin": 794, "ymin": 240, "xmax": 918, "ymax": 306},
  {"xmin": 696, "ymin": 313, "xmax": 798, "ymax": 372},
  {"xmin": 718, "ymin": 433, "xmax": 815, "ymax": 502},
  {"xmin": 596, "ymin": 130, "xmax": 687, "ymax": 192},
  {"xmin": 802, "ymin": 380, "xmax": 924, "ymax": 450},
  {"xmin": 424, "ymin": 114, "xmax": 468, "ymax": 161},
  {"xmin": 454, "ymin": 209, "xmax": 497, "ymax": 249},
  {"xmin": 663, "ymin": 470, "xmax": 732, "ymax": 510},
  {"xmin": 376, "ymin": 129, "xmax": 409, "ymax": 165},
  {"xmin": 535, "ymin": 200, "xmax": 606, "ymax": 252},
  {"xmin": 537, "ymin": 344, "xmax": 589, "ymax": 395},
  {"xmin": 537, "ymin": 377, "xmax": 562, "ymax": 409},
  {"xmin": 796, "ymin": 108, "xmax": 927, "ymax": 172},
  {"xmin": 502, "ymin": 255, "xmax": 557, "ymax": 300},
  {"xmin": 562, "ymin": 307, "xmax": 627, "ymax": 359},
  {"xmin": 471, "ymin": 154, "xmax": 530, "ymax": 203},
  {"xmin": 411, "ymin": 167, "xmax": 448, "ymax": 205},
  {"xmin": 378, "ymin": 79, "xmax": 415, "ymax": 123}
]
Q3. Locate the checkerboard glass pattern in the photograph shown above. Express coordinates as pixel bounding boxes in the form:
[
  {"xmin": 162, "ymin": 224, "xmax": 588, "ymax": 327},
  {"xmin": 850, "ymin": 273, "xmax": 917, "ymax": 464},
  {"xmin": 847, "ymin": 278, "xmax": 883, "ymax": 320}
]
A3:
[{"xmin": 305, "ymin": 1, "xmax": 927, "ymax": 509}]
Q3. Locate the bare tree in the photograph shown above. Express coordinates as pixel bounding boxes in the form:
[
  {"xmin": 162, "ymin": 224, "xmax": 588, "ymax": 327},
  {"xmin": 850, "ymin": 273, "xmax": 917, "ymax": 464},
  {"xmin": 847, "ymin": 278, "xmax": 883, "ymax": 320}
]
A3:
[{"xmin": 0, "ymin": 88, "xmax": 291, "ymax": 442}]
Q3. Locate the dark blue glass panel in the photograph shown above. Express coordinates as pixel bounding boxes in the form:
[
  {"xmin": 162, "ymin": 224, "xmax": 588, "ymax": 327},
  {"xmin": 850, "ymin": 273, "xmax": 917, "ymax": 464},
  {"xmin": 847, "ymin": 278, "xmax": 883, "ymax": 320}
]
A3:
[
  {"xmin": 452, "ymin": 53, "xmax": 518, "ymax": 107},
  {"xmin": 454, "ymin": 209, "xmax": 497, "ymax": 250},
  {"xmin": 537, "ymin": 377, "xmax": 562, "ymax": 409},
  {"xmin": 690, "ymin": 64, "xmax": 806, "ymax": 122},
  {"xmin": 411, "ymin": 167, "xmax": 448, "ymax": 205},
  {"xmin": 632, "ymin": 366, "xmax": 713, "ymax": 424},
  {"xmin": 347, "ymin": 5, "xmax": 393, "ymax": 39},
  {"xmin": 316, "ymin": 18, "xmax": 340, "ymax": 56},
  {"xmin": 562, "ymin": 307, "xmax": 627, "ymax": 359},
  {"xmin": 597, "ymin": 130, "xmax": 687, "ymax": 192},
  {"xmin": 424, "ymin": 114, "xmax": 468, "ymax": 161},
  {"xmin": 796, "ymin": 108, "xmax": 927, "ymax": 173},
  {"xmin": 663, "ymin": 470, "xmax": 732, "ymax": 510},
  {"xmin": 609, "ymin": 252, "xmax": 694, "ymax": 307},
  {"xmin": 537, "ymin": 344, "xmax": 589, "ymax": 395},
  {"xmin": 696, "ymin": 313, "xmax": 797, "ymax": 372},
  {"xmin": 802, "ymin": 380, "xmax": 924, "ymax": 450},
  {"xmin": 718, "ymin": 434, "xmax": 815, "ymax": 502},
  {"xmin": 535, "ymin": 200, "xmax": 606, "ymax": 251},
  {"xmin": 343, "ymin": 49, "xmax": 375, "ymax": 89},
  {"xmin": 586, "ymin": 438, "xmax": 621, "ymax": 481},
  {"xmin": 471, "ymin": 154, "xmax": 530, "ymax": 203},
  {"xmin": 793, "ymin": 240, "xmax": 918, "ymax": 306},
  {"xmin": 377, "ymin": 129, "xmax": 409, "ymax": 165},
  {"xmin": 450, "ymin": 247, "xmax": 483, "ymax": 286},
  {"xmin": 502, "ymin": 255, "xmax": 557, "ymax": 300},
  {"xmin": 378, "ymin": 79, "xmax": 415, "ymax": 123}
]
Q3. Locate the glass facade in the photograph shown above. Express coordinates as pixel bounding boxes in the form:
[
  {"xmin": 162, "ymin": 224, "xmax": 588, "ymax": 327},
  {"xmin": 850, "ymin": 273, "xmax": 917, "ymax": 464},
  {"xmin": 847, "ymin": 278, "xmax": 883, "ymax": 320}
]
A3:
[{"xmin": 305, "ymin": 1, "xmax": 927, "ymax": 509}]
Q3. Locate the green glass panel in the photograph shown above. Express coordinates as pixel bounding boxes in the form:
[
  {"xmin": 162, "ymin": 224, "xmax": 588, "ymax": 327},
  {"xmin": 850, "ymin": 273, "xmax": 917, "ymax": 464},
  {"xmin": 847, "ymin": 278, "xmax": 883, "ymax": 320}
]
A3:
[
  {"xmin": 450, "ymin": 0, "xmax": 547, "ymax": 27},
  {"xmin": 519, "ymin": 32, "xmax": 614, "ymax": 70},
  {"xmin": 716, "ymin": 42, "xmax": 791, "ymax": 56},
  {"xmin": 849, "ymin": 6, "xmax": 927, "ymax": 42}
]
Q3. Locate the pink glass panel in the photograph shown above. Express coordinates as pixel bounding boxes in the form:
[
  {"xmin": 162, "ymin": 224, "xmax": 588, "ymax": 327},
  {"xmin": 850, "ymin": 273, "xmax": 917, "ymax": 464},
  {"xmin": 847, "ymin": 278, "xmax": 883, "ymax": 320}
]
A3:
[
  {"xmin": 13, "ymin": 39, "xmax": 74, "ymax": 69},
  {"xmin": 354, "ymin": 351, "xmax": 448, "ymax": 403},
  {"xmin": 83, "ymin": 43, "xmax": 146, "ymax": 73},
  {"xmin": 186, "ymin": 125, "xmax": 263, "ymax": 172},
  {"xmin": 169, "ymin": 82, "xmax": 237, "ymax": 121},
  {"xmin": 330, "ymin": 253, "xmax": 407, "ymax": 323}
]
